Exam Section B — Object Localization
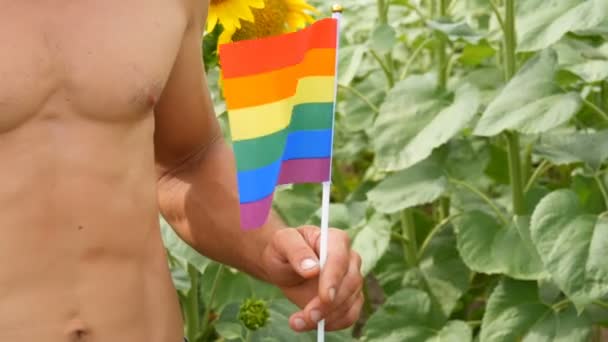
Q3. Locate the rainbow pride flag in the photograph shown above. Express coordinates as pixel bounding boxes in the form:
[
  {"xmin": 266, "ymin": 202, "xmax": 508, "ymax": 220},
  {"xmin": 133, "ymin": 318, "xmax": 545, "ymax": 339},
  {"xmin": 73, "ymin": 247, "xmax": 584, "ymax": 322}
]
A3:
[{"xmin": 219, "ymin": 18, "xmax": 338, "ymax": 229}]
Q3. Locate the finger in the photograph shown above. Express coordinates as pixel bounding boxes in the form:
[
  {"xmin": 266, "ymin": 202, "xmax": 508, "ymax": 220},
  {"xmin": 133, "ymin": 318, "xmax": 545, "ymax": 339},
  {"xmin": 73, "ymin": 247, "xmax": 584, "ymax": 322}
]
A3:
[
  {"xmin": 264, "ymin": 228, "xmax": 320, "ymax": 280},
  {"xmin": 289, "ymin": 296, "xmax": 323, "ymax": 332},
  {"xmin": 331, "ymin": 252, "xmax": 363, "ymax": 308},
  {"xmin": 289, "ymin": 253, "xmax": 363, "ymax": 332},
  {"xmin": 319, "ymin": 229, "xmax": 351, "ymax": 304},
  {"xmin": 325, "ymin": 293, "xmax": 364, "ymax": 331}
]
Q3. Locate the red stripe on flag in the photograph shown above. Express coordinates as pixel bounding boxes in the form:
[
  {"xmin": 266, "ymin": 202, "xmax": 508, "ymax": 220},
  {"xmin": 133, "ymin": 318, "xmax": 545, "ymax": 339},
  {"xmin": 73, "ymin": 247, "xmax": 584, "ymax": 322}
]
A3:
[{"xmin": 219, "ymin": 18, "xmax": 337, "ymax": 79}]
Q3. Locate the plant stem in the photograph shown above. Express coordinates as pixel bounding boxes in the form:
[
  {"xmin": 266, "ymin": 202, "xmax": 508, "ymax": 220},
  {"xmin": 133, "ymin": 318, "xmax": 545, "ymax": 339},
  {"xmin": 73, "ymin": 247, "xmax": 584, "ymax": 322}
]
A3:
[
  {"xmin": 401, "ymin": 209, "xmax": 418, "ymax": 267},
  {"xmin": 506, "ymin": 133, "xmax": 526, "ymax": 215},
  {"xmin": 524, "ymin": 160, "xmax": 551, "ymax": 193},
  {"xmin": 594, "ymin": 173, "xmax": 608, "ymax": 210},
  {"xmin": 449, "ymin": 178, "xmax": 509, "ymax": 225},
  {"xmin": 467, "ymin": 320, "xmax": 482, "ymax": 327},
  {"xmin": 501, "ymin": 0, "xmax": 526, "ymax": 216},
  {"xmin": 504, "ymin": 0, "xmax": 516, "ymax": 80},
  {"xmin": 200, "ymin": 265, "xmax": 224, "ymax": 340},
  {"xmin": 185, "ymin": 264, "xmax": 201, "ymax": 342},
  {"xmin": 594, "ymin": 299, "xmax": 608, "ymax": 310},
  {"xmin": 602, "ymin": 81, "xmax": 608, "ymax": 112},
  {"xmin": 377, "ymin": 0, "xmax": 389, "ymax": 24},
  {"xmin": 436, "ymin": 0, "xmax": 449, "ymax": 90},
  {"xmin": 369, "ymin": 49, "xmax": 395, "ymax": 88},
  {"xmin": 376, "ymin": 0, "xmax": 395, "ymax": 89},
  {"xmin": 391, "ymin": 231, "xmax": 408, "ymax": 243},
  {"xmin": 488, "ymin": 0, "xmax": 507, "ymax": 36},
  {"xmin": 403, "ymin": 1, "xmax": 428, "ymax": 21},
  {"xmin": 552, "ymin": 298, "xmax": 571, "ymax": 311},
  {"xmin": 418, "ymin": 215, "xmax": 459, "ymax": 258},
  {"xmin": 338, "ymin": 84, "xmax": 380, "ymax": 113},
  {"xmin": 582, "ymin": 96, "xmax": 608, "ymax": 122},
  {"xmin": 400, "ymin": 37, "xmax": 433, "ymax": 80},
  {"xmin": 439, "ymin": 197, "xmax": 451, "ymax": 220}
]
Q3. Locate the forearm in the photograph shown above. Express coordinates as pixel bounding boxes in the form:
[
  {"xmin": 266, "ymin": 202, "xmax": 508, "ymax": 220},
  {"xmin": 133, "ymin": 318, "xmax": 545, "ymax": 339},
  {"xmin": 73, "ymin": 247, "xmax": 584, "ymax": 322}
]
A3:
[{"xmin": 157, "ymin": 137, "xmax": 285, "ymax": 281}]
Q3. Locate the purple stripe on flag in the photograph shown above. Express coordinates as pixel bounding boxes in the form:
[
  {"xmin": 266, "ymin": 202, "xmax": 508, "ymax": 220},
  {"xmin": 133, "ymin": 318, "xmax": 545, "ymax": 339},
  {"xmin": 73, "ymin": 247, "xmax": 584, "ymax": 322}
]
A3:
[
  {"xmin": 239, "ymin": 158, "xmax": 331, "ymax": 229},
  {"xmin": 239, "ymin": 193, "xmax": 274, "ymax": 230},
  {"xmin": 278, "ymin": 158, "xmax": 331, "ymax": 185}
]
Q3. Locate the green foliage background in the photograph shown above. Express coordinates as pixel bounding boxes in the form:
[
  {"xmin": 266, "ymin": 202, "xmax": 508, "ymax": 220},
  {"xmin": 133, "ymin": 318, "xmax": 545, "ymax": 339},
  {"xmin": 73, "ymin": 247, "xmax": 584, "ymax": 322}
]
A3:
[{"xmin": 163, "ymin": 0, "xmax": 608, "ymax": 340}]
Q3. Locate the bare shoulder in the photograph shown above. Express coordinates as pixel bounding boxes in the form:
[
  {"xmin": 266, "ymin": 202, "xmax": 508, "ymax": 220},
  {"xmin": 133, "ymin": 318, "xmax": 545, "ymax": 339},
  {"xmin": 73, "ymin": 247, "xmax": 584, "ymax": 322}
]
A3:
[{"xmin": 184, "ymin": 0, "xmax": 210, "ymax": 32}]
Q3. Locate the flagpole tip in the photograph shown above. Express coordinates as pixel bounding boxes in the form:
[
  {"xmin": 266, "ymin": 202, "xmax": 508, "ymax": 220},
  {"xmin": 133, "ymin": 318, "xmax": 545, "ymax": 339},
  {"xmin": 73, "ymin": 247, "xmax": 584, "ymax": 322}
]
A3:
[{"xmin": 331, "ymin": 4, "xmax": 343, "ymax": 13}]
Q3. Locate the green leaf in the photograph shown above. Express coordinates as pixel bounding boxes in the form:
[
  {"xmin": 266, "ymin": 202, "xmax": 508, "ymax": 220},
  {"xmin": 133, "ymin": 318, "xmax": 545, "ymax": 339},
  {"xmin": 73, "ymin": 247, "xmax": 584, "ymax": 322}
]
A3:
[
  {"xmin": 554, "ymin": 39, "xmax": 608, "ymax": 83},
  {"xmin": 454, "ymin": 211, "xmax": 546, "ymax": 280},
  {"xmin": 160, "ymin": 217, "xmax": 210, "ymax": 274},
  {"xmin": 530, "ymin": 189, "xmax": 608, "ymax": 310},
  {"xmin": 474, "ymin": 50, "xmax": 582, "ymax": 136},
  {"xmin": 374, "ymin": 242, "xmax": 408, "ymax": 296},
  {"xmin": 404, "ymin": 227, "xmax": 471, "ymax": 317},
  {"xmin": 273, "ymin": 184, "xmax": 320, "ymax": 227},
  {"xmin": 202, "ymin": 265, "xmax": 253, "ymax": 310},
  {"xmin": 369, "ymin": 24, "xmax": 396, "ymax": 54},
  {"xmin": 371, "ymin": 74, "xmax": 444, "ymax": 171},
  {"xmin": 523, "ymin": 307, "xmax": 592, "ymax": 342},
  {"xmin": 248, "ymin": 299, "xmax": 352, "ymax": 341},
  {"xmin": 517, "ymin": 0, "xmax": 608, "ymax": 52},
  {"xmin": 565, "ymin": 60, "xmax": 608, "ymax": 84},
  {"xmin": 372, "ymin": 77, "xmax": 480, "ymax": 171},
  {"xmin": 444, "ymin": 139, "xmax": 491, "ymax": 181},
  {"xmin": 367, "ymin": 155, "xmax": 448, "ymax": 213},
  {"xmin": 483, "ymin": 143, "xmax": 510, "ymax": 184},
  {"xmin": 215, "ymin": 322, "xmax": 244, "ymax": 340},
  {"xmin": 168, "ymin": 261, "xmax": 191, "ymax": 293},
  {"xmin": 534, "ymin": 130, "xmax": 608, "ymax": 170},
  {"xmin": 338, "ymin": 44, "xmax": 366, "ymax": 85},
  {"xmin": 427, "ymin": 20, "xmax": 484, "ymax": 44},
  {"xmin": 571, "ymin": 174, "xmax": 608, "ymax": 215},
  {"xmin": 363, "ymin": 288, "xmax": 472, "ymax": 342},
  {"xmin": 459, "ymin": 41, "xmax": 496, "ymax": 66},
  {"xmin": 481, "ymin": 279, "xmax": 592, "ymax": 342},
  {"xmin": 340, "ymin": 70, "xmax": 385, "ymax": 133},
  {"xmin": 352, "ymin": 214, "xmax": 391, "ymax": 276},
  {"xmin": 431, "ymin": 321, "xmax": 473, "ymax": 342},
  {"xmin": 457, "ymin": 67, "xmax": 504, "ymax": 106}
]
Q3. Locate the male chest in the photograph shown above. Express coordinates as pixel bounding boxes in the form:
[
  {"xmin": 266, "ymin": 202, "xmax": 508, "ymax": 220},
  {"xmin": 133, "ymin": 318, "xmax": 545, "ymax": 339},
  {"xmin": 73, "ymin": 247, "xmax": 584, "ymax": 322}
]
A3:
[{"xmin": 0, "ymin": 0, "xmax": 187, "ymax": 130}]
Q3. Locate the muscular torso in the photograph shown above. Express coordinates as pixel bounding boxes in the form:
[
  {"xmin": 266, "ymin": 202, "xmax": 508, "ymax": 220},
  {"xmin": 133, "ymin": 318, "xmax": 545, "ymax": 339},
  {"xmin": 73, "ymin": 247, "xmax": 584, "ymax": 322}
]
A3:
[{"xmin": 0, "ymin": 2, "xmax": 189, "ymax": 341}]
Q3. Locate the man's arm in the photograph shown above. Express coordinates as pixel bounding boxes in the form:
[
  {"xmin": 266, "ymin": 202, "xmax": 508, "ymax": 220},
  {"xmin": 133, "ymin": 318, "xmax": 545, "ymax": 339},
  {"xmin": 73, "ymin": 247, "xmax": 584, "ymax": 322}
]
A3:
[
  {"xmin": 154, "ymin": 1, "xmax": 363, "ymax": 332},
  {"xmin": 154, "ymin": 0, "xmax": 279, "ymax": 281}
]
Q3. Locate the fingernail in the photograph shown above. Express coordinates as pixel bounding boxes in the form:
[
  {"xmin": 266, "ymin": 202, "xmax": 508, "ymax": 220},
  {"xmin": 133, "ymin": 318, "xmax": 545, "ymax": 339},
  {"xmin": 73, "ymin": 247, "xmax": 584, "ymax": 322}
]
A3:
[
  {"xmin": 329, "ymin": 288, "xmax": 336, "ymax": 302},
  {"xmin": 300, "ymin": 258, "xmax": 318, "ymax": 270},
  {"xmin": 310, "ymin": 310, "xmax": 322, "ymax": 323},
  {"xmin": 294, "ymin": 318, "xmax": 306, "ymax": 330}
]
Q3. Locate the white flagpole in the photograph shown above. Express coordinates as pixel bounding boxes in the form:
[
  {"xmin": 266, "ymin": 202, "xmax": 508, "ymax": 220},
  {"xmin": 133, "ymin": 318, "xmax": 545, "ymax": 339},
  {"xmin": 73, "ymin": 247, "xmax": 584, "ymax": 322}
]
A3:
[{"xmin": 318, "ymin": 5, "xmax": 342, "ymax": 342}]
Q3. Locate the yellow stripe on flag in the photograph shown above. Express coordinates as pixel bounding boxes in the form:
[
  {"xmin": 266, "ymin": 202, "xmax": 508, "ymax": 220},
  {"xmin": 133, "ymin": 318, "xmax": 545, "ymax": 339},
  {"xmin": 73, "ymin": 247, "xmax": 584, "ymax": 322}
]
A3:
[{"xmin": 228, "ymin": 76, "xmax": 335, "ymax": 141}]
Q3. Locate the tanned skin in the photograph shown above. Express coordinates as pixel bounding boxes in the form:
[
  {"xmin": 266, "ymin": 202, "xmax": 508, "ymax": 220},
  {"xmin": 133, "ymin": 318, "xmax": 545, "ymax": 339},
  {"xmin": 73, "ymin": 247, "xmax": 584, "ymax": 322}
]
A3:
[{"xmin": 0, "ymin": 1, "xmax": 363, "ymax": 341}]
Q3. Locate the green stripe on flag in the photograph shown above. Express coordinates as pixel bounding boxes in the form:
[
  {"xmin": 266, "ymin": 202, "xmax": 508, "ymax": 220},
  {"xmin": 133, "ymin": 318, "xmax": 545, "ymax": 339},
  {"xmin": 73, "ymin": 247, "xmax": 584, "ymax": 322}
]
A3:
[
  {"xmin": 290, "ymin": 103, "xmax": 334, "ymax": 130},
  {"xmin": 233, "ymin": 102, "xmax": 334, "ymax": 171}
]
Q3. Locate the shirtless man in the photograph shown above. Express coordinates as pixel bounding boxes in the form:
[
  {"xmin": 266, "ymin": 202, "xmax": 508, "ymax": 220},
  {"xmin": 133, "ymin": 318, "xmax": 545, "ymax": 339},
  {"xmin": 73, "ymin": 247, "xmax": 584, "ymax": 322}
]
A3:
[{"xmin": 0, "ymin": 1, "xmax": 363, "ymax": 341}]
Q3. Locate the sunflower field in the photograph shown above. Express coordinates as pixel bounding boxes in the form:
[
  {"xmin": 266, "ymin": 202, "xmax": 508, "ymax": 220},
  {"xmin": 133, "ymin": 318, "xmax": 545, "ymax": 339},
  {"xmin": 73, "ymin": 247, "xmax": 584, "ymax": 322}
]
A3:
[{"xmin": 161, "ymin": 0, "xmax": 608, "ymax": 340}]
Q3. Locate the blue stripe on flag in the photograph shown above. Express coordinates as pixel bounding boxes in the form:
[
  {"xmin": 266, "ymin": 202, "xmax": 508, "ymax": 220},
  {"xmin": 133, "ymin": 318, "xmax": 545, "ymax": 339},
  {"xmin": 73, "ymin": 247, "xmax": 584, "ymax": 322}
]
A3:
[{"xmin": 237, "ymin": 129, "xmax": 333, "ymax": 203}]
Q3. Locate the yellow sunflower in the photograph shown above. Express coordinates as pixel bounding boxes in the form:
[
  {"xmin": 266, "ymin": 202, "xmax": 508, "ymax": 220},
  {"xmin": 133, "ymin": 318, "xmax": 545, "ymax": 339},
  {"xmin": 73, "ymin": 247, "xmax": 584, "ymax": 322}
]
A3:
[
  {"xmin": 207, "ymin": 0, "xmax": 265, "ymax": 35},
  {"xmin": 218, "ymin": 0, "xmax": 318, "ymax": 44}
]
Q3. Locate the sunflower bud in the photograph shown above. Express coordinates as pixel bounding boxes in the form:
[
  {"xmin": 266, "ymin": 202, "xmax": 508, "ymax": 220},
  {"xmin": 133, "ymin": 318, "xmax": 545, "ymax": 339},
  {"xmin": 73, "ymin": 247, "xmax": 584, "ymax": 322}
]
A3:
[{"xmin": 238, "ymin": 298, "xmax": 270, "ymax": 331}]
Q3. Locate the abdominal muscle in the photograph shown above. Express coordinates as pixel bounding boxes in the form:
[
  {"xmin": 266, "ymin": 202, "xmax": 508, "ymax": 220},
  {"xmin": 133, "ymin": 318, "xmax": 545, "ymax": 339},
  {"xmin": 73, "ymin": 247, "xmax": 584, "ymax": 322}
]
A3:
[{"xmin": 0, "ymin": 112, "xmax": 183, "ymax": 342}]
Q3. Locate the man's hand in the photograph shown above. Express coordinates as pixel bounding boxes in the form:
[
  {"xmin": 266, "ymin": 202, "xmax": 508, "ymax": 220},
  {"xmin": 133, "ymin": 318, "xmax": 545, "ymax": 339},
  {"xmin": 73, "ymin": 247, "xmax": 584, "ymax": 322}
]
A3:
[{"xmin": 261, "ymin": 226, "xmax": 363, "ymax": 332}]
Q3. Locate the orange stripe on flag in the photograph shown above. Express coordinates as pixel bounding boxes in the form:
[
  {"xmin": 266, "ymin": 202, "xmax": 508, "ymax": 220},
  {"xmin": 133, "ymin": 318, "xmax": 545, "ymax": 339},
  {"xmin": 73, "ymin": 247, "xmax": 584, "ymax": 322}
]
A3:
[
  {"xmin": 223, "ymin": 48, "xmax": 336, "ymax": 110},
  {"xmin": 219, "ymin": 18, "xmax": 337, "ymax": 79}
]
